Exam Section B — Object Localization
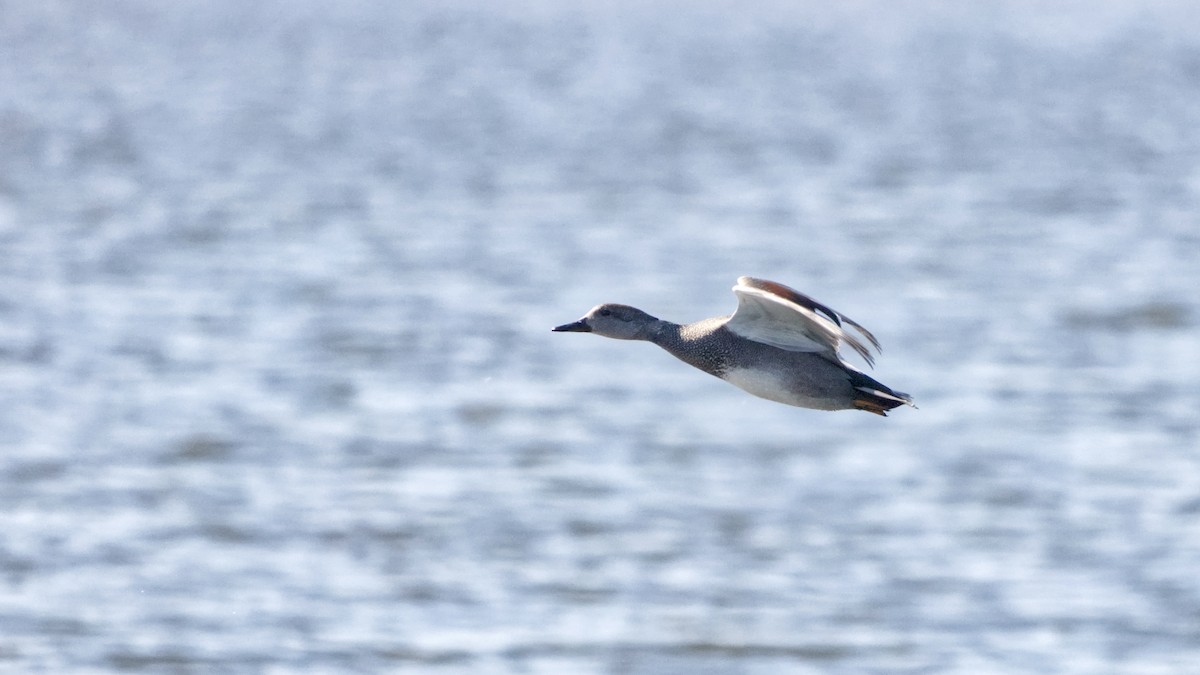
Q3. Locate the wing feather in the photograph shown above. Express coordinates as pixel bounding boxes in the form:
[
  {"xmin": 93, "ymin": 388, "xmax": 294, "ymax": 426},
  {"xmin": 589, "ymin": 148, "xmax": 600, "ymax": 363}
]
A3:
[{"xmin": 726, "ymin": 276, "xmax": 880, "ymax": 367}]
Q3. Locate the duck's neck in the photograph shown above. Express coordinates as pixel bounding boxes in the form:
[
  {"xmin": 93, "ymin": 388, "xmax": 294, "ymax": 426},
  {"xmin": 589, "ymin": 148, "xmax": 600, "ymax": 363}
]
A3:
[
  {"xmin": 648, "ymin": 320, "xmax": 710, "ymax": 372},
  {"xmin": 648, "ymin": 317, "xmax": 732, "ymax": 376},
  {"xmin": 647, "ymin": 320, "xmax": 683, "ymax": 346}
]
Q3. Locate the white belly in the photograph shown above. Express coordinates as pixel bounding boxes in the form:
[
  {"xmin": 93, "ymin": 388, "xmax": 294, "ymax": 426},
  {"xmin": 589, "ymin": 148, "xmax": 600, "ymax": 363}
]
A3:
[{"xmin": 721, "ymin": 366, "xmax": 846, "ymax": 410}]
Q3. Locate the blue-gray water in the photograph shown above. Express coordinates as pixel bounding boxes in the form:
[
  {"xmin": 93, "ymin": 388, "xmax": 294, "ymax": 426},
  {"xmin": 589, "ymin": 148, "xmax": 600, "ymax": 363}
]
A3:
[{"xmin": 3, "ymin": 2, "xmax": 1200, "ymax": 672}]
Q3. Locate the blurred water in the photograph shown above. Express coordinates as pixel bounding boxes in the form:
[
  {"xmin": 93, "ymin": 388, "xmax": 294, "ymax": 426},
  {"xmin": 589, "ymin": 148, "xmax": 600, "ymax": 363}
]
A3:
[{"xmin": 2, "ymin": 1, "xmax": 1200, "ymax": 672}]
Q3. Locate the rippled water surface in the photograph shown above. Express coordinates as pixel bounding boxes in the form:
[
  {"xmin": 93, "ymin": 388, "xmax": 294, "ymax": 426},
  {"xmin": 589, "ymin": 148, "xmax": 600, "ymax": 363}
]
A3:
[{"xmin": 3, "ymin": 1, "xmax": 1200, "ymax": 672}]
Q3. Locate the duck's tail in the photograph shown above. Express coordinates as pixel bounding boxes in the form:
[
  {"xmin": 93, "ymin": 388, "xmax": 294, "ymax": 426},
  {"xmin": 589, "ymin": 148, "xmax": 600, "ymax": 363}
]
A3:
[{"xmin": 848, "ymin": 371, "xmax": 915, "ymax": 417}]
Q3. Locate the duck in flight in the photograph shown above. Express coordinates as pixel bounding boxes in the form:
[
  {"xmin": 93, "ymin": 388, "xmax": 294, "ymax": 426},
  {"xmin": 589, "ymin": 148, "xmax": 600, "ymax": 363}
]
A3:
[{"xmin": 552, "ymin": 276, "xmax": 914, "ymax": 416}]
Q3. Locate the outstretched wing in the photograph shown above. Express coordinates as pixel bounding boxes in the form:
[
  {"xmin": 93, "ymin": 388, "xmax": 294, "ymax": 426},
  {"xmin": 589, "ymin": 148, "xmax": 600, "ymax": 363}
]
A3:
[{"xmin": 725, "ymin": 276, "xmax": 881, "ymax": 367}]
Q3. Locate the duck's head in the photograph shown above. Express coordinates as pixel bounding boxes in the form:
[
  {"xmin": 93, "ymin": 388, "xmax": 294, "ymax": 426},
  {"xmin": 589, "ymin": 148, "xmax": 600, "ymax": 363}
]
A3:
[{"xmin": 552, "ymin": 303, "xmax": 660, "ymax": 340}]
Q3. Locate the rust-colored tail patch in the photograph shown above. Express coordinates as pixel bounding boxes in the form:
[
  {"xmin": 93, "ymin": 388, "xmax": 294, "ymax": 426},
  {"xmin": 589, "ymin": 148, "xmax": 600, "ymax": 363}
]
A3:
[{"xmin": 854, "ymin": 397, "xmax": 894, "ymax": 416}]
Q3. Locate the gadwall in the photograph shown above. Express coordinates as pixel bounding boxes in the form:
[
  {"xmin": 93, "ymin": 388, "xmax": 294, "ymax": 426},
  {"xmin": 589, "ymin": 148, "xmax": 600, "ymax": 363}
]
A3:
[{"xmin": 553, "ymin": 277, "xmax": 914, "ymax": 416}]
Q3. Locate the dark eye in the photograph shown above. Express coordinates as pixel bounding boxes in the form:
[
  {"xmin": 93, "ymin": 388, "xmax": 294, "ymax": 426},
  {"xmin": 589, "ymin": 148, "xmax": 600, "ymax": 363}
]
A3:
[{"xmin": 599, "ymin": 308, "xmax": 612, "ymax": 317}]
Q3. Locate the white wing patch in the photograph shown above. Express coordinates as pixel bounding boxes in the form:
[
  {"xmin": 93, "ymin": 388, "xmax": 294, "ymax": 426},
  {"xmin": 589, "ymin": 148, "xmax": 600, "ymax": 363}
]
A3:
[{"xmin": 726, "ymin": 279, "xmax": 878, "ymax": 367}]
